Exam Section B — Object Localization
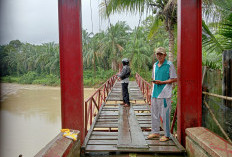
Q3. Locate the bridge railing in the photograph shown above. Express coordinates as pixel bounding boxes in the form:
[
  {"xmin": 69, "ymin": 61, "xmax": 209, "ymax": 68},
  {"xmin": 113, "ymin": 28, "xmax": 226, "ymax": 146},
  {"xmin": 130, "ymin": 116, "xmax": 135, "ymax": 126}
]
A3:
[
  {"xmin": 84, "ymin": 75, "xmax": 117, "ymax": 136},
  {"xmin": 135, "ymin": 72, "xmax": 152, "ymax": 105}
]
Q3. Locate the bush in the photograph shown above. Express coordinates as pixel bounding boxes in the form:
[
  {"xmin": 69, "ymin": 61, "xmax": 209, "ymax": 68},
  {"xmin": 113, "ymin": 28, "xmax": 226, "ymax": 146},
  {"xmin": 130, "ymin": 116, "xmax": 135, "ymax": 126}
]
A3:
[
  {"xmin": 83, "ymin": 69, "xmax": 116, "ymax": 87},
  {"xmin": 18, "ymin": 72, "xmax": 37, "ymax": 84},
  {"xmin": 32, "ymin": 74, "xmax": 60, "ymax": 86},
  {"xmin": 1, "ymin": 76, "xmax": 19, "ymax": 83}
]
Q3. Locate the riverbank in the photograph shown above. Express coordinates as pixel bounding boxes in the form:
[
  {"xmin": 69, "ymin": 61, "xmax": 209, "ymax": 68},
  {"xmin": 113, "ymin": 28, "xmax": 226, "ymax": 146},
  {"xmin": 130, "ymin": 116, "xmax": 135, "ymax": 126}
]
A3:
[
  {"xmin": 0, "ymin": 83, "xmax": 96, "ymax": 102},
  {"xmin": 0, "ymin": 69, "xmax": 117, "ymax": 87}
]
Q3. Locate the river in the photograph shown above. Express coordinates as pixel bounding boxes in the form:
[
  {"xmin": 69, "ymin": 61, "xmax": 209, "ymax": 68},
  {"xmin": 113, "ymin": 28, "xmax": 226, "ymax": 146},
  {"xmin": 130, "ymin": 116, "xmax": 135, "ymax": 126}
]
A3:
[{"xmin": 0, "ymin": 83, "xmax": 95, "ymax": 157}]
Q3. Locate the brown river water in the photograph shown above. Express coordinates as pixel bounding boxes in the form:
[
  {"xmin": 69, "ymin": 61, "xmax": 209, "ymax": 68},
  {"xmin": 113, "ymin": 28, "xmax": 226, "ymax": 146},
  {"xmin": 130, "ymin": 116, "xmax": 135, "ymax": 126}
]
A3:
[
  {"xmin": 0, "ymin": 83, "xmax": 95, "ymax": 157},
  {"xmin": 0, "ymin": 83, "xmax": 184, "ymax": 157}
]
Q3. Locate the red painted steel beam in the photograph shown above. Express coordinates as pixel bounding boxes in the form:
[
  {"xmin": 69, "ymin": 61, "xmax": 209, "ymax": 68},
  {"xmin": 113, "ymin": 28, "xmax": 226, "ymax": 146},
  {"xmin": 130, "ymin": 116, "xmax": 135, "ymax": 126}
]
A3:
[
  {"xmin": 58, "ymin": 0, "xmax": 84, "ymax": 142},
  {"xmin": 177, "ymin": 0, "xmax": 202, "ymax": 146}
]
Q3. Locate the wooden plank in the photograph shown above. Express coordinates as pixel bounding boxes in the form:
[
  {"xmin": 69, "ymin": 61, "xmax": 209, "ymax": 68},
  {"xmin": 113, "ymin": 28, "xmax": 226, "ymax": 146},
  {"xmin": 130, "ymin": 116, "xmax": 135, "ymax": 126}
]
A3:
[
  {"xmin": 84, "ymin": 81, "xmax": 185, "ymax": 154},
  {"xmin": 100, "ymin": 112, "xmax": 118, "ymax": 116},
  {"xmin": 86, "ymin": 145, "xmax": 182, "ymax": 153},
  {"xmin": 132, "ymin": 103, "xmax": 150, "ymax": 106},
  {"xmin": 146, "ymin": 139, "xmax": 175, "ymax": 146},
  {"xmin": 95, "ymin": 124, "xmax": 118, "ymax": 128},
  {"xmin": 86, "ymin": 145, "xmax": 117, "ymax": 152},
  {"xmin": 81, "ymin": 103, "xmax": 106, "ymax": 153},
  {"xmin": 117, "ymin": 105, "xmax": 132, "ymax": 147},
  {"xmin": 88, "ymin": 140, "xmax": 117, "ymax": 145},
  {"xmin": 140, "ymin": 124, "xmax": 151, "ymax": 128},
  {"xmin": 97, "ymin": 119, "xmax": 118, "ymax": 122},
  {"xmin": 90, "ymin": 135, "xmax": 118, "ymax": 140},
  {"xmin": 102, "ymin": 108, "xmax": 118, "ymax": 111},
  {"xmin": 133, "ymin": 105, "xmax": 150, "ymax": 109},
  {"xmin": 96, "ymin": 122, "xmax": 118, "ymax": 125},
  {"xmin": 138, "ymin": 121, "xmax": 151, "ymax": 124},
  {"xmin": 143, "ymin": 131, "xmax": 165, "ymax": 136},
  {"xmin": 99, "ymin": 115, "xmax": 118, "ymax": 119},
  {"xmin": 134, "ymin": 108, "xmax": 150, "ymax": 111},
  {"xmin": 136, "ymin": 113, "xmax": 151, "ymax": 116},
  {"xmin": 100, "ymin": 111, "xmax": 118, "ymax": 115},
  {"xmin": 137, "ymin": 117, "xmax": 151, "ymax": 121},
  {"xmin": 91, "ymin": 131, "xmax": 118, "ymax": 136},
  {"xmin": 128, "ymin": 107, "xmax": 149, "ymax": 149},
  {"xmin": 170, "ymin": 134, "xmax": 186, "ymax": 152},
  {"xmin": 148, "ymin": 146, "xmax": 181, "ymax": 153}
]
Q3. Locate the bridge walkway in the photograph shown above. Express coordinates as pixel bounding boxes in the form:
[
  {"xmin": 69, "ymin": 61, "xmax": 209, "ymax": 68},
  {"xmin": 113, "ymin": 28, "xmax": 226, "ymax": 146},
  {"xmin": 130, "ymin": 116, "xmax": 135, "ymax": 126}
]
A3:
[{"xmin": 82, "ymin": 81, "xmax": 185, "ymax": 155}]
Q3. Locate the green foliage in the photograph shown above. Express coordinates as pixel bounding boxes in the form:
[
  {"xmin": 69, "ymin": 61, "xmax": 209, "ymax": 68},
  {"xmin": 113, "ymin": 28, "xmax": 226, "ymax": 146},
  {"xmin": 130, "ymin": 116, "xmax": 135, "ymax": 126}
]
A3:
[
  {"xmin": 0, "ymin": 41, "xmax": 60, "ymax": 85},
  {"xmin": 100, "ymin": 0, "xmax": 177, "ymax": 62},
  {"xmin": 32, "ymin": 74, "xmax": 60, "ymax": 86},
  {"xmin": 202, "ymin": 0, "xmax": 232, "ymax": 52},
  {"xmin": 202, "ymin": 49, "xmax": 222, "ymax": 70},
  {"xmin": 171, "ymin": 85, "xmax": 178, "ymax": 131},
  {"xmin": 83, "ymin": 68, "xmax": 115, "ymax": 87},
  {"xmin": 137, "ymin": 71, "xmax": 153, "ymax": 82},
  {"xmin": 1, "ymin": 0, "xmax": 230, "ymax": 87},
  {"xmin": 1, "ymin": 76, "xmax": 19, "ymax": 83},
  {"xmin": 1, "ymin": 74, "xmax": 60, "ymax": 86},
  {"xmin": 18, "ymin": 72, "xmax": 37, "ymax": 84}
]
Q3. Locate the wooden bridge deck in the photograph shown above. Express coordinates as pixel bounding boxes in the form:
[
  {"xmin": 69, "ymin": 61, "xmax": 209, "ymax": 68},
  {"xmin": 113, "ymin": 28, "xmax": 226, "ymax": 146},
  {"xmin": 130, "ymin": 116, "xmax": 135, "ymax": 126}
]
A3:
[{"xmin": 82, "ymin": 81, "xmax": 185, "ymax": 155}]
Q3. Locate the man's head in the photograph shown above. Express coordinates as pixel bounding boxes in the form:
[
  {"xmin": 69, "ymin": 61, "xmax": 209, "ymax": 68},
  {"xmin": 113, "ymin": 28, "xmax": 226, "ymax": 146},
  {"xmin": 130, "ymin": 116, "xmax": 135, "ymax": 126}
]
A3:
[
  {"xmin": 154, "ymin": 47, "xmax": 167, "ymax": 63},
  {"xmin": 122, "ymin": 58, "xmax": 129, "ymax": 66}
]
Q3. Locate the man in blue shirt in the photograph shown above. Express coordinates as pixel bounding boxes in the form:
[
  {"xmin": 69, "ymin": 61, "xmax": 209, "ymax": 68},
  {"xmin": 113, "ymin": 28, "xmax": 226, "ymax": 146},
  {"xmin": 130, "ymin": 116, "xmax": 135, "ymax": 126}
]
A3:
[{"xmin": 148, "ymin": 47, "xmax": 177, "ymax": 142}]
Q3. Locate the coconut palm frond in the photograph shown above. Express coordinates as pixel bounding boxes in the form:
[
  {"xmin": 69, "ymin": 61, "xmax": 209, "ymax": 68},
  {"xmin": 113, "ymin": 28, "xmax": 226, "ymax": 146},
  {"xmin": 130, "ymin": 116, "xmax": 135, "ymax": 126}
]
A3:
[
  {"xmin": 148, "ymin": 16, "xmax": 162, "ymax": 40},
  {"xmin": 202, "ymin": 20, "xmax": 224, "ymax": 53}
]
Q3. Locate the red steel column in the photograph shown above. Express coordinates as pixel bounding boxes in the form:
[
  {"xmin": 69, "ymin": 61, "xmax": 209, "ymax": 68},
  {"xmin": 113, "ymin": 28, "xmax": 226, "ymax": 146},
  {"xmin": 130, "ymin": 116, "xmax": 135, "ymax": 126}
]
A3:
[
  {"xmin": 177, "ymin": 0, "xmax": 202, "ymax": 146},
  {"xmin": 58, "ymin": 0, "xmax": 84, "ymax": 142}
]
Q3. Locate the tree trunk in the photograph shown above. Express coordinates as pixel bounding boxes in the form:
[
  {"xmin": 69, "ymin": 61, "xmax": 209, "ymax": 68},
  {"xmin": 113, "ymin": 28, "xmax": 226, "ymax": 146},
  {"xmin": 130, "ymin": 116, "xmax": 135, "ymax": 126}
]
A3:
[
  {"xmin": 111, "ymin": 59, "xmax": 117, "ymax": 71},
  {"xmin": 168, "ymin": 28, "xmax": 175, "ymax": 62},
  {"xmin": 93, "ymin": 52, "xmax": 96, "ymax": 78}
]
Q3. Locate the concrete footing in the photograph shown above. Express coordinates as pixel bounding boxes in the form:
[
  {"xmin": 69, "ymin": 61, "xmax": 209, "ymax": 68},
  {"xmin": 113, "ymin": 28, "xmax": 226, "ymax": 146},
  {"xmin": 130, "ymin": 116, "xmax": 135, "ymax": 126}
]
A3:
[
  {"xmin": 186, "ymin": 127, "xmax": 232, "ymax": 157},
  {"xmin": 35, "ymin": 130, "xmax": 80, "ymax": 157}
]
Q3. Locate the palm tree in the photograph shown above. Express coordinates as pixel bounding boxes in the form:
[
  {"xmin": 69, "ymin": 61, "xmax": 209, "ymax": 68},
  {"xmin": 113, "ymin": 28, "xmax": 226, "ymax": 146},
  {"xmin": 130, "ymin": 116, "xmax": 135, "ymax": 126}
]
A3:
[
  {"xmin": 100, "ymin": 0, "xmax": 177, "ymax": 62},
  {"xmin": 123, "ymin": 27, "xmax": 152, "ymax": 73},
  {"xmin": 202, "ymin": 0, "xmax": 232, "ymax": 52},
  {"xmin": 83, "ymin": 32, "xmax": 106, "ymax": 76},
  {"xmin": 99, "ymin": 21, "xmax": 131, "ymax": 71}
]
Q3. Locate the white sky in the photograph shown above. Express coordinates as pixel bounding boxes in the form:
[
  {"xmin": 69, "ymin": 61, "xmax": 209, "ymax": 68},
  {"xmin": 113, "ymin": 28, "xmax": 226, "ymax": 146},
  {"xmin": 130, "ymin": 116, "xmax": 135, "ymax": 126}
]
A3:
[{"xmin": 0, "ymin": 0, "xmax": 146, "ymax": 45}]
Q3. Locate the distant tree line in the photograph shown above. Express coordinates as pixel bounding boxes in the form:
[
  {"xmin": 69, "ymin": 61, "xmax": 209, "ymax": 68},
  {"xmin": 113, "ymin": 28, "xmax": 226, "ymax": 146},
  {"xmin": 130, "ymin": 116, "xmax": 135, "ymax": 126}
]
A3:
[
  {"xmin": 0, "ymin": 0, "xmax": 231, "ymax": 84},
  {"xmin": 0, "ymin": 40, "xmax": 60, "ymax": 77}
]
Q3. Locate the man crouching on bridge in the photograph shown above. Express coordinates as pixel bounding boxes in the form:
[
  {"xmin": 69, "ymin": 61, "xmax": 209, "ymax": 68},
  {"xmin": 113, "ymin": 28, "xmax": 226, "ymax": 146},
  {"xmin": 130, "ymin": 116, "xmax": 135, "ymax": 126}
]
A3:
[
  {"xmin": 148, "ymin": 47, "xmax": 177, "ymax": 142},
  {"xmin": 117, "ymin": 58, "xmax": 131, "ymax": 107}
]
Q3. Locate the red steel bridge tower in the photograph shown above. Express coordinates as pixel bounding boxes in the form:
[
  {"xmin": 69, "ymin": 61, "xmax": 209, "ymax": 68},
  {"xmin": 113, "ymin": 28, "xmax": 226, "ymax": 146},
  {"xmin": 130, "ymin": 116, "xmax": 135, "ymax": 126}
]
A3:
[{"xmin": 58, "ymin": 0, "xmax": 202, "ymax": 146}]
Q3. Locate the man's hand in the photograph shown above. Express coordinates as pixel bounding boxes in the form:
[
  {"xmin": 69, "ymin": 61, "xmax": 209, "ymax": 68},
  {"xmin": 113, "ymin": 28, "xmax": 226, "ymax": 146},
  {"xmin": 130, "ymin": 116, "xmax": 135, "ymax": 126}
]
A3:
[
  {"xmin": 153, "ymin": 78, "xmax": 177, "ymax": 85},
  {"xmin": 153, "ymin": 80, "xmax": 163, "ymax": 84}
]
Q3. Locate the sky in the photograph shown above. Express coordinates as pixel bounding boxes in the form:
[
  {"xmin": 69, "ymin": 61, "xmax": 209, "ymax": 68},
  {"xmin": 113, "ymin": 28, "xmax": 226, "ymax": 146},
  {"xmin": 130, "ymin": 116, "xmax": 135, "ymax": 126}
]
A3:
[{"xmin": 0, "ymin": 0, "xmax": 145, "ymax": 45}]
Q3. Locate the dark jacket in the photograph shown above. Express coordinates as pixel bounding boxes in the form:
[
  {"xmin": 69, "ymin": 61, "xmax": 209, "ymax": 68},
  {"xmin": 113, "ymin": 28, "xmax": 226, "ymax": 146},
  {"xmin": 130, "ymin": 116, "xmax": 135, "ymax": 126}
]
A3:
[{"xmin": 118, "ymin": 65, "xmax": 131, "ymax": 80}]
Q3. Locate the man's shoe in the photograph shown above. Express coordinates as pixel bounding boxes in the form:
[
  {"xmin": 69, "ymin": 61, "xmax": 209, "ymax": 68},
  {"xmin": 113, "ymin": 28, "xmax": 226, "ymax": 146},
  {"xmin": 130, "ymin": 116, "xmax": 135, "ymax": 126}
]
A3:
[
  {"xmin": 147, "ymin": 133, "xmax": 160, "ymax": 139},
  {"xmin": 159, "ymin": 136, "xmax": 169, "ymax": 142}
]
